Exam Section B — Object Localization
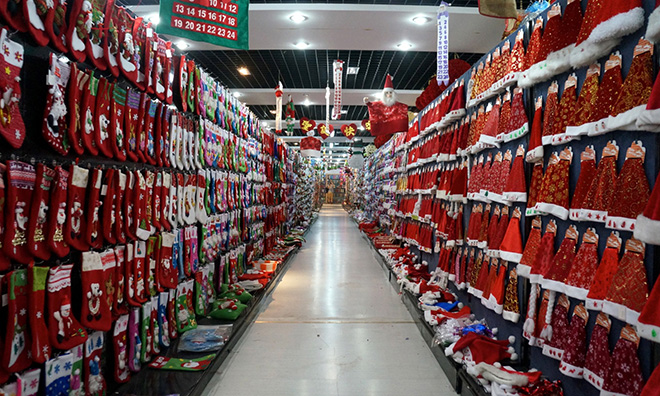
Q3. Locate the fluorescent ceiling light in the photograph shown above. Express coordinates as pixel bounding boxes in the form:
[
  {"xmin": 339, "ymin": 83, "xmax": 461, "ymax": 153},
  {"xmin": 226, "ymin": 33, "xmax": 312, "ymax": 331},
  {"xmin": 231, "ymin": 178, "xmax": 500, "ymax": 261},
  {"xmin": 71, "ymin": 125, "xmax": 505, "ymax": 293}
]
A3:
[
  {"xmin": 303, "ymin": 98, "xmax": 311, "ymax": 106},
  {"xmin": 412, "ymin": 15, "xmax": 431, "ymax": 25},
  {"xmin": 397, "ymin": 41, "xmax": 413, "ymax": 50},
  {"xmin": 294, "ymin": 41, "xmax": 310, "ymax": 49},
  {"xmin": 175, "ymin": 40, "xmax": 189, "ymax": 50},
  {"xmin": 233, "ymin": 92, "xmax": 241, "ymax": 98},
  {"xmin": 237, "ymin": 66, "xmax": 250, "ymax": 76},
  {"xmin": 147, "ymin": 13, "xmax": 160, "ymax": 25},
  {"xmin": 340, "ymin": 109, "xmax": 348, "ymax": 114},
  {"xmin": 269, "ymin": 110, "xmax": 277, "ymax": 114},
  {"xmin": 346, "ymin": 67, "xmax": 360, "ymax": 75},
  {"xmin": 289, "ymin": 13, "xmax": 308, "ymax": 23}
]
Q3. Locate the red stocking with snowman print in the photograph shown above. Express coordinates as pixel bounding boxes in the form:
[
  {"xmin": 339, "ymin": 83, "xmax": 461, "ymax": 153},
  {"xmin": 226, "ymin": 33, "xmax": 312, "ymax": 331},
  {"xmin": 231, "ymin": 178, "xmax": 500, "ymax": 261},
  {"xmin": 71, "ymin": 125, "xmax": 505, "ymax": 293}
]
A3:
[
  {"xmin": 2, "ymin": 269, "xmax": 32, "ymax": 373},
  {"xmin": 112, "ymin": 314, "xmax": 130, "ymax": 383},
  {"xmin": 64, "ymin": 165, "xmax": 88, "ymax": 252},
  {"xmin": 65, "ymin": 0, "xmax": 93, "ymax": 62},
  {"xmin": 42, "ymin": 53, "xmax": 71, "ymax": 155},
  {"xmin": 84, "ymin": 168, "xmax": 103, "ymax": 250},
  {"xmin": 93, "ymin": 78, "xmax": 114, "ymax": 158},
  {"xmin": 4, "ymin": 161, "xmax": 36, "ymax": 265},
  {"xmin": 47, "ymin": 166, "xmax": 69, "ymax": 258},
  {"xmin": 84, "ymin": 331, "xmax": 106, "ymax": 395},
  {"xmin": 28, "ymin": 164, "xmax": 55, "ymax": 261},
  {"xmin": 48, "ymin": 264, "xmax": 87, "ymax": 350},
  {"xmin": 81, "ymin": 251, "xmax": 111, "ymax": 331},
  {"xmin": 0, "ymin": 29, "xmax": 26, "ymax": 149}
]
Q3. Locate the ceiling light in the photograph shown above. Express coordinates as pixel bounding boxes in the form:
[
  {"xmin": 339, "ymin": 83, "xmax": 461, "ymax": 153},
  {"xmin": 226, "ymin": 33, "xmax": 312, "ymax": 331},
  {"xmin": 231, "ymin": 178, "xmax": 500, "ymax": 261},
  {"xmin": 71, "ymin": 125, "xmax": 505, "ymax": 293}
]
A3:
[
  {"xmin": 397, "ymin": 41, "xmax": 413, "ymax": 50},
  {"xmin": 412, "ymin": 15, "xmax": 431, "ymax": 25},
  {"xmin": 233, "ymin": 92, "xmax": 241, "ymax": 98},
  {"xmin": 175, "ymin": 40, "xmax": 189, "ymax": 50},
  {"xmin": 147, "ymin": 13, "xmax": 160, "ymax": 25},
  {"xmin": 340, "ymin": 109, "xmax": 348, "ymax": 114},
  {"xmin": 346, "ymin": 67, "xmax": 360, "ymax": 75},
  {"xmin": 303, "ymin": 99, "xmax": 311, "ymax": 106},
  {"xmin": 237, "ymin": 67, "xmax": 250, "ymax": 76},
  {"xmin": 269, "ymin": 110, "xmax": 277, "ymax": 115},
  {"xmin": 330, "ymin": 143, "xmax": 334, "ymax": 148},
  {"xmin": 289, "ymin": 13, "xmax": 308, "ymax": 23},
  {"xmin": 294, "ymin": 41, "xmax": 310, "ymax": 49}
]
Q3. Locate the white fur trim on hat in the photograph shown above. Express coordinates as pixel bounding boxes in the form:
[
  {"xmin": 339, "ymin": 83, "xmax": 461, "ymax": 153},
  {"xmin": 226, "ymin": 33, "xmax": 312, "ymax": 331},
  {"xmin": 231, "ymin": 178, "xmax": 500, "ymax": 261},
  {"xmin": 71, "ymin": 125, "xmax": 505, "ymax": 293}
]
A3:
[
  {"xmin": 470, "ymin": 363, "xmax": 531, "ymax": 387},
  {"xmin": 541, "ymin": 135, "xmax": 553, "ymax": 146},
  {"xmin": 586, "ymin": 298, "xmax": 604, "ymax": 312},
  {"xmin": 588, "ymin": 7, "xmax": 645, "ymax": 44},
  {"xmin": 534, "ymin": 202, "xmax": 569, "ymax": 221},
  {"xmin": 602, "ymin": 300, "xmax": 641, "ymax": 326},
  {"xmin": 563, "ymin": 284, "xmax": 590, "ymax": 301},
  {"xmin": 502, "ymin": 191, "xmax": 527, "ymax": 203},
  {"xmin": 634, "ymin": 214, "xmax": 660, "ymax": 246},
  {"xmin": 546, "ymin": 44, "xmax": 576, "ymax": 77},
  {"xmin": 607, "ymin": 105, "xmax": 646, "ymax": 132},
  {"xmin": 570, "ymin": 38, "xmax": 619, "ymax": 69},
  {"xmin": 503, "ymin": 123, "xmax": 529, "ymax": 143},
  {"xmin": 528, "ymin": 273, "xmax": 543, "ymax": 285},
  {"xmin": 525, "ymin": 146, "xmax": 544, "ymax": 164},
  {"xmin": 502, "ymin": 310, "xmax": 521, "ymax": 323},
  {"xmin": 559, "ymin": 360, "xmax": 584, "ymax": 379},
  {"xmin": 580, "ymin": 209, "xmax": 608, "ymax": 223},
  {"xmin": 587, "ymin": 117, "xmax": 612, "ymax": 137},
  {"xmin": 647, "ymin": 6, "xmax": 660, "ymax": 44},
  {"xmin": 516, "ymin": 264, "xmax": 531, "ymax": 278},
  {"xmin": 565, "ymin": 122, "xmax": 595, "ymax": 138},
  {"xmin": 300, "ymin": 149, "xmax": 321, "ymax": 157},
  {"xmin": 636, "ymin": 108, "xmax": 660, "ymax": 132},
  {"xmin": 541, "ymin": 278, "xmax": 568, "ymax": 294},
  {"xmin": 500, "ymin": 251, "xmax": 522, "ymax": 264}
]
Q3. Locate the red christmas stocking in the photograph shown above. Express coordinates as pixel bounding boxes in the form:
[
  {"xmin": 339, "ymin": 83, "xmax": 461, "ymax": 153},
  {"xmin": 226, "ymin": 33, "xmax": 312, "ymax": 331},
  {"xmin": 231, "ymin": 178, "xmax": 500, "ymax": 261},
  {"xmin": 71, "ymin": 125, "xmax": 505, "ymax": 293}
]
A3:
[
  {"xmin": 173, "ymin": 55, "xmax": 188, "ymax": 112},
  {"xmin": 84, "ymin": 331, "xmax": 106, "ymax": 395},
  {"xmin": 146, "ymin": 236, "xmax": 158, "ymax": 297},
  {"xmin": 4, "ymin": 161, "xmax": 36, "ymax": 264},
  {"xmin": 101, "ymin": 169, "xmax": 117, "ymax": 245},
  {"xmin": 150, "ymin": 296, "xmax": 160, "ymax": 355},
  {"xmin": 157, "ymin": 291, "xmax": 170, "ymax": 348},
  {"xmin": 103, "ymin": 0, "xmax": 120, "ymax": 77},
  {"xmin": 127, "ymin": 307, "xmax": 141, "ymax": 373},
  {"xmin": 0, "ymin": 164, "xmax": 10, "ymax": 271},
  {"xmin": 28, "ymin": 164, "xmax": 55, "ymax": 261},
  {"xmin": 42, "ymin": 53, "xmax": 71, "ymax": 155},
  {"xmin": 0, "ymin": 29, "xmax": 26, "ymax": 149},
  {"xmin": 196, "ymin": 171, "xmax": 209, "ymax": 223},
  {"xmin": 133, "ymin": 240, "xmax": 148, "ymax": 304},
  {"xmin": 28, "ymin": 262, "xmax": 51, "ymax": 364},
  {"xmin": 84, "ymin": 0, "xmax": 108, "ymax": 71},
  {"xmin": 80, "ymin": 74, "xmax": 99, "ymax": 155},
  {"xmin": 81, "ymin": 251, "xmax": 111, "ymax": 331},
  {"xmin": 154, "ymin": 103, "xmax": 164, "ymax": 167},
  {"xmin": 65, "ymin": 0, "xmax": 92, "ymax": 62},
  {"xmin": 153, "ymin": 37, "xmax": 167, "ymax": 101},
  {"xmin": 143, "ymin": 99, "xmax": 158, "ymax": 165},
  {"xmin": 117, "ymin": 7, "xmax": 138, "ymax": 84},
  {"xmin": 132, "ymin": 17, "xmax": 149, "ymax": 91},
  {"xmin": 135, "ymin": 93, "xmax": 148, "ymax": 163},
  {"xmin": 66, "ymin": 64, "xmax": 87, "ymax": 155},
  {"xmin": 123, "ymin": 171, "xmax": 137, "ymax": 241},
  {"xmin": 64, "ymin": 165, "xmax": 88, "ymax": 252},
  {"xmin": 110, "ymin": 84, "xmax": 127, "ymax": 161},
  {"xmin": 143, "ymin": 171, "xmax": 155, "ymax": 236},
  {"xmin": 113, "ymin": 245, "xmax": 128, "ymax": 316},
  {"xmin": 94, "ymin": 77, "xmax": 113, "ymax": 158},
  {"xmin": 135, "ymin": 171, "xmax": 151, "ymax": 240},
  {"xmin": 101, "ymin": 248, "xmax": 116, "ymax": 319},
  {"xmin": 152, "ymin": 172, "xmax": 163, "ymax": 231},
  {"xmin": 139, "ymin": 300, "xmax": 151, "ymax": 363},
  {"xmin": 84, "ymin": 168, "xmax": 103, "ymax": 250},
  {"xmin": 124, "ymin": 89, "xmax": 141, "ymax": 162},
  {"xmin": 161, "ymin": 107, "xmax": 172, "ymax": 168},
  {"xmin": 44, "ymin": 0, "xmax": 68, "ymax": 52},
  {"xmin": 167, "ymin": 288, "xmax": 178, "ymax": 340},
  {"xmin": 115, "ymin": 171, "xmax": 127, "ymax": 244},
  {"xmin": 2, "ymin": 269, "xmax": 32, "ymax": 373},
  {"xmin": 112, "ymin": 314, "xmax": 130, "ymax": 383},
  {"xmin": 46, "ymin": 166, "xmax": 69, "ymax": 258},
  {"xmin": 165, "ymin": 42, "xmax": 174, "ymax": 105},
  {"xmin": 159, "ymin": 232, "xmax": 177, "ymax": 289},
  {"xmin": 160, "ymin": 172, "xmax": 172, "ymax": 231},
  {"xmin": 0, "ymin": 0, "xmax": 27, "ymax": 33},
  {"xmin": 125, "ymin": 243, "xmax": 139, "ymax": 307},
  {"xmin": 23, "ymin": 0, "xmax": 50, "ymax": 45}
]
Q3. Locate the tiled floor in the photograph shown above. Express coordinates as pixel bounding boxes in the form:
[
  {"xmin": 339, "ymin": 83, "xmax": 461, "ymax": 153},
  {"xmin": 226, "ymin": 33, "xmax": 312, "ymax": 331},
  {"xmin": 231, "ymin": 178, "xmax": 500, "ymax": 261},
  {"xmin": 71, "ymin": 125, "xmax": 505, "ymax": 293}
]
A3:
[{"xmin": 202, "ymin": 205, "xmax": 456, "ymax": 396}]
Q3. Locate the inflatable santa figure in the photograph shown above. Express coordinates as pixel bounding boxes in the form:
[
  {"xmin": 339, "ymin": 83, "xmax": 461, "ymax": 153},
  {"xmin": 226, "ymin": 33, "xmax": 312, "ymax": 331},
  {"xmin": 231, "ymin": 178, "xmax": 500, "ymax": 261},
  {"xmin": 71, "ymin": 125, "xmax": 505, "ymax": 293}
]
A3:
[{"xmin": 364, "ymin": 74, "xmax": 409, "ymax": 136}]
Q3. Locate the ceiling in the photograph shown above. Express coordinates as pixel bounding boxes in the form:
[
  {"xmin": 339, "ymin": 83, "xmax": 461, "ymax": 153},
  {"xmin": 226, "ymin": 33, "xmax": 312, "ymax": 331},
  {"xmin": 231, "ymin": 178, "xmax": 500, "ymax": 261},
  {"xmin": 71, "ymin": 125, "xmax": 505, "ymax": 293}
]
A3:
[{"xmin": 127, "ymin": 0, "xmax": 526, "ymax": 160}]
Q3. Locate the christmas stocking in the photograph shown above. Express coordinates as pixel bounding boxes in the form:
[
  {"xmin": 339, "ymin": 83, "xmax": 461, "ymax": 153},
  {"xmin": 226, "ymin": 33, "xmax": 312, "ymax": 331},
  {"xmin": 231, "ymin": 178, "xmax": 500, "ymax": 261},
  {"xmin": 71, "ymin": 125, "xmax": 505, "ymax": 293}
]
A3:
[
  {"xmin": 80, "ymin": 73, "xmax": 99, "ymax": 155},
  {"xmin": 152, "ymin": 172, "xmax": 163, "ymax": 231},
  {"xmin": 197, "ymin": 171, "xmax": 209, "ymax": 223},
  {"xmin": 143, "ymin": 98, "xmax": 158, "ymax": 165},
  {"xmin": 93, "ymin": 77, "xmax": 113, "ymax": 158},
  {"xmin": 150, "ymin": 295, "xmax": 160, "ymax": 355},
  {"xmin": 68, "ymin": 344, "xmax": 84, "ymax": 395},
  {"xmin": 112, "ymin": 314, "xmax": 130, "ymax": 383},
  {"xmin": 66, "ymin": 64, "xmax": 87, "ymax": 155},
  {"xmin": 17, "ymin": 367, "xmax": 41, "ymax": 396},
  {"xmin": 0, "ymin": 164, "xmax": 10, "ymax": 272},
  {"xmin": 184, "ymin": 174, "xmax": 196, "ymax": 225},
  {"xmin": 23, "ymin": 0, "xmax": 50, "ymax": 45},
  {"xmin": 177, "ymin": 173, "xmax": 186, "ymax": 226},
  {"xmin": 45, "ymin": 350, "xmax": 73, "ymax": 395},
  {"xmin": 101, "ymin": 248, "xmax": 116, "ymax": 319},
  {"xmin": 157, "ymin": 292, "xmax": 170, "ymax": 348},
  {"xmin": 135, "ymin": 93, "xmax": 148, "ymax": 163},
  {"xmin": 133, "ymin": 240, "xmax": 148, "ymax": 304},
  {"xmin": 101, "ymin": 169, "xmax": 117, "ymax": 245},
  {"xmin": 165, "ymin": 42, "xmax": 174, "ymax": 105},
  {"xmin": 190, "ymin": 227, "xmax": 199, "ymax": 274},
  {"xmin": 103, "ymin": 0, "xmax": 120, "ymax": 77},
  {"xmin": 132, "ymin": 17, "xmax": 150, "ymax": 92},
  {"xmin": 125, "ymin": 243, "xmax": 139, "ymax": 307},
  {"xmin": 83, "ymin": 331, "xmax": 105, "ymax": 395},
  {"xmin": 127, "ymin": 307, "xmax": 141, "ymax": 372},
  {"xmin": 48, "ymin": 264, "xmax": 87, "ymax": 350},
  {"xmin": 28, "ymin": 164, "xmax": 55, "ymax": 261},
  {"xmin": 114, "ymin": 171, "xmax": 127, "ymax": 244},
  {"xmin": 4, "ymin": 161, "xmax": 36, "ymax": 264},
  {"xmin": 154, "ymin": 103, "xmax": 164, "ymax": 167},
  {"xmin": 116, "ymin": 7, "xmax": 138, "ymax": 83},
  {"xmin": 42, "ymin": 53, "xmax": 71, "ymax": 155},
  {"xmin": 84, "ymin": 168, "xmax": 103, "ymax": 250},
  {"xmin": 123, "ymin": 171, "xmax": 137, "ymax": 241},
  {"xmin": 80, "ymin": 252, "xmax": 111, "ymax": 331},
  {"xmin": 153, "ymin": 37, "xmax": 166, "ymax": 100},
  {"xmin": 144, "ymin": 171, "xmax": 156, "ymax": 237},
  {"xmin": 194, "ymin": 267, "xmax": 209, "ymax": 316},
  {"xmin": 2, "ymin": 269, "xmax": 32, "ymax": 373},
  {"xmin": 175, "ymin": 279, "xmax": 197, "ymax": 333},
  {"xmin": 84, "ymin": 0, "xmax": 107, "ymax": 71},
  {"xmin": 159, "ymin": 232, "xmax": 177, "ymax": 289},
  {"xmin": 161, "ymin": 172, "xmax": 171, "ymax": 231},
  {"xmin": 135, "ymin": 171, "xmax": 151, "ymax": 240},
  {"xmin": 183, "ymin": 227, "xmax": 194, "ymax": 277},
  {"xmin": 65, "ymin": 0, "xmax": 92, "ymax": 62},
  {"xmin": 166, "ymin": 289, "xmax": 178, "ymax": 341},
  {"xmin": 110, "ymin": 84, "xmax": 127, "ymax": 161},
  {"xmin": 0, "ymin": 29, "xmax": 26, "ymax": 148},
  {"xmin": 28, "ymin": 262, "xmax": 51, "ymax": 364},
  {"xmin": 146, "ymin": 236, "xmax": 158, "ymax": 297},
  {"xmin": 124, "ymin": 89, "xmax": 141, "ymax": 162},
  {"xmin": 64, "ymin": 165, "xmax": 88, "ymax": 252},
  {"xmin": 168, "ymin": 172, "xmax": 179, "ymax": 229},
  {"xmin": 47, "ymin": 166, "xmax": 69, "ymax": 258},
  {"xmin": 173, "ymin": 55, "xmax": 188, "ymax": 112},
  {"xmin": 161, "ymin": 107, "xmax": 172, "ymax": 167},
  {"xmin": 113, "ymin": 245, "xmax": 128, "ymax": 316},
  {"xmin": 172, "ymin": 229, "xmax": 182, "ymax": 280},
  {"xmin": 140, "ymin": 300, "xmax": 152, "ymax": 363}
]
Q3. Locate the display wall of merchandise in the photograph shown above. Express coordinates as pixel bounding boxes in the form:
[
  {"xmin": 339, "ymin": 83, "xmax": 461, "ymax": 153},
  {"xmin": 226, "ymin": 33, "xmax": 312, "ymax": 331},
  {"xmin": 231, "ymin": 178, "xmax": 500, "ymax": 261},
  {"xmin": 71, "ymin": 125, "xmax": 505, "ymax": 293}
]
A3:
[
  {"xmin": 0, "ymin": 5, "xmax": 308, "ymax": 394},
  {"xmin": 292, "ymin": 157, "xmax": 321, "ymax": 228},
  {"xmin": 376, "ymin": 1, "xmax": 660, "ymax": 395},
  {"xmin": 357, "ymin": 137, "xmax": 400, "ymax": 227}
]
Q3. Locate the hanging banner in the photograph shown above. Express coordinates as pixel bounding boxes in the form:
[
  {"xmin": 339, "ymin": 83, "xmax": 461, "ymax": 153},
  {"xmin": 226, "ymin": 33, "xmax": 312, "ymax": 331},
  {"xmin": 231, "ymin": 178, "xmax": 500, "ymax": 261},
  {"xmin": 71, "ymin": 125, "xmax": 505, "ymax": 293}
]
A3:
[
  {"xmin": 332, "ymin": 60, "xmax": 344, "ymax": 120},
  {"xmin": 436, "ymin": 2, "xmax": 450, "ymax": 86},
  {"xmin": 285, "ymin": 95, "xmax": 295, "ymax": 135},
  {"xmin": 274, "ymin": 82, "xmax": 283, "ymax": 134},
  {"xmin": 158, "ymin": 0, "xmax": 249, "ymax": 50}
]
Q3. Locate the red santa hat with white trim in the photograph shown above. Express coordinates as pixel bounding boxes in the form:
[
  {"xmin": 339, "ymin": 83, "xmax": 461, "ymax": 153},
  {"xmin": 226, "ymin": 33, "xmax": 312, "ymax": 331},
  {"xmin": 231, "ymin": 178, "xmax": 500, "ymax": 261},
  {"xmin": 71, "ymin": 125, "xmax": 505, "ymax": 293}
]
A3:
[{"xmin": 383, "ymin": 74, "xmax": 394, "ymax": 93}]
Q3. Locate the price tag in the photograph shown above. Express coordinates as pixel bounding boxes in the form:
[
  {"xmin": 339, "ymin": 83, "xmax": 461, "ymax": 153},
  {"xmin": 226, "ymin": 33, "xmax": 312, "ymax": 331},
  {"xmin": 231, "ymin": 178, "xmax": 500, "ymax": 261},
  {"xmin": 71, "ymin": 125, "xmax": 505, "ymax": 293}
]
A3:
[
  {"xmin": 622, "ymin": 325, "xmax": 641, "ymax": 347},
  {"xmin": 581, "ymin": 146, "xmax": 596, "ymax": 161},
  {"xmin": 574, "ymin": 304, "xmax": 589, "ymax": 322},
  {"xmin": 565, "ymin": 225, "xmax": 579, "ymax": 241},
  {"xmin": 602, "ymin": 141, "xmax": 619, "ymax": 159},
  {"xmin": 545, "ymin": 219, "xmax": 557, "ymax": 234},
  {"xmin": 583, "ymin": 228, "xmax": 599, "ymax": 244},
  {"xmin": 626, "ymin": 141, "xmax": 646, "ymax": 161},
  {"xmin": 586, "ymin": 63, "xmax": 601, "ymax": 78},
  {"xmin": 605, "ymin": 53, "xmax": 622, "ymax": 71},
  {"xmin": 557, "ymin": 294, "xmax": 570, "ymax": 310},
  {"xmin": 596, "ymin": 312, "xmax": 612, "ymax": 331}
]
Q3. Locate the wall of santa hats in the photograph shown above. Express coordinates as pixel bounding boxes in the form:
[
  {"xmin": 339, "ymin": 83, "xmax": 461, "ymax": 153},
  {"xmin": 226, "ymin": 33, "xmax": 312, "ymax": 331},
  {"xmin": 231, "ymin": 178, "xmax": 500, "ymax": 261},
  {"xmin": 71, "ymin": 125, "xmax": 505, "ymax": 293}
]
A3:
[
  {"xmin": 0, "ymin": 0, "xmax": 304, "ymax": 394},
  {"xmin": 386, "ymin": 0, "xmax": 660, "ymax": 395}
]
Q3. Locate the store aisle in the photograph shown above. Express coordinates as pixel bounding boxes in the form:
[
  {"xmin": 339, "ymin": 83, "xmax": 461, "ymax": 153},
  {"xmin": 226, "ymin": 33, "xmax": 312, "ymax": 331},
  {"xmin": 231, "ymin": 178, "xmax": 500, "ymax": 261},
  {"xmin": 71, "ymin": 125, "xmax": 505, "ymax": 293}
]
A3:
[{"xmin": 202, "ymin": 205, "xmax": 456, "ymax": 396}]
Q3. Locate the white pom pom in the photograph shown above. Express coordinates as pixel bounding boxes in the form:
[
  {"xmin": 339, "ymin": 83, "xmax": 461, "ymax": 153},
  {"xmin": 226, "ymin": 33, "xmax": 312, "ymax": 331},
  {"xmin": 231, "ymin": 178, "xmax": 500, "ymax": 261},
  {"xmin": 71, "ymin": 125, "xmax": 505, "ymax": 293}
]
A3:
[
  {"xmin": 458, "ymin": 302, "xmax": 464, "ymax": 309},
  {"xmin": 492, "ymin": 327, "xmax": 499, "ymax": 335},
  {"xmin": 510, "ymin": 353, "xmax": 519, "ymax": 361},
  {"xmin": 508, "ymin": 336, "xmax": 516, "ymax": 344},
  {"xmin": 422, "ymin": 260, "xmax": 428, "ymax": 265},
  {"xmin": 494, "ymin": 362, "xmax": 502, "ymax": 368},
  {"xmin": 529, "ymin": 368, "xmax": 538, "ymax": 372},
  {"xmin": 507, "ymin": 347, "xmax": 515, "ymax": 354},
  {"xmin": 470, "ymin": 314, "xmax": 476, "ymax": 320}
]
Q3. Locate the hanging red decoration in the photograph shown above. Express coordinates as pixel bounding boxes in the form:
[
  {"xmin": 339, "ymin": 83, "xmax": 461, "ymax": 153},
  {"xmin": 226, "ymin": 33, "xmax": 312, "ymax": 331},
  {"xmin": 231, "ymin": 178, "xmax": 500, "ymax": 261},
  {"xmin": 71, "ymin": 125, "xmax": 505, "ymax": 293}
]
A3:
[
  {"xmin": 341, "ymin": 123, "xmax": 357, "ymax": 140},
  {"xmin": 361, "ymin": 119, "xmax": 371, "ymax": 132},
  {"xmin": 318, "ymin": 123, "xmax": 331, "ymax": 139},
  {"xmin": 299, "ymin": 117, "xmax": 316, "ymax": 134}
]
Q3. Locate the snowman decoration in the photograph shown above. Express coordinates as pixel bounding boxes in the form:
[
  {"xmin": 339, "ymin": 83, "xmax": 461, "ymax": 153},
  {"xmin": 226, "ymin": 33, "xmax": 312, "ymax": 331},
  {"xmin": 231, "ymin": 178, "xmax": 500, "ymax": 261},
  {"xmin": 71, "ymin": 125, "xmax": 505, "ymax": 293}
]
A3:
[
  {"xmin": 46, "ymin": 84, "xmax": 67, "ymax": 138},
  {"xmin": 86, "ymin": 283, "xmax": 102, "ymax": 321},
  {"xmin": 13, "ymin": 201, "xmax": 28, "ymax": 246}
]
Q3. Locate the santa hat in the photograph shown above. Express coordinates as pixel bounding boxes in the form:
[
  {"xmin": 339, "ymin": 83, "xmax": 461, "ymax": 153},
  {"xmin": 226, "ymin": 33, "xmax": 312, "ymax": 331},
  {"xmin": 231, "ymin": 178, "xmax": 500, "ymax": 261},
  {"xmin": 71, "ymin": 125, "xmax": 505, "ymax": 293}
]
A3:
[
  {"xmin": 588, "ymin": 0, "xmax": 644, "ymax": 45},
  {"xmin": 647, "ymin": 0, "xmax": 660, "ymax": 45},
  {"xmin": 468, "ymin": 363, "xmax": 541, "ymax": 387},
  {"xmin": 636, "ymin": 278, "xmax": 660, "ymax": 342},
  {"xmin": 383, "ymin": 74, "xmax": 394, "ymax": 92},
  {"xmin": 61, "ymin": 296, "xmax": 71, "ymax": 310},
  {"xmin": 636, "ymin": 77, "xmax": 660, "ymax": 133},
  {"xmin": 641, "ymin": 362, "xmax": 660, "ymax": 396},
  {"xmin": 300, "ymin": 136, "xmax": 321, "ymax": 157},
  {"xmin": 635, "ymin": 171, "xmax": 660, "ymax": 245},
  {"xmin": 445, "ymin": 332, "xmax": 517, "ymax": 365}
]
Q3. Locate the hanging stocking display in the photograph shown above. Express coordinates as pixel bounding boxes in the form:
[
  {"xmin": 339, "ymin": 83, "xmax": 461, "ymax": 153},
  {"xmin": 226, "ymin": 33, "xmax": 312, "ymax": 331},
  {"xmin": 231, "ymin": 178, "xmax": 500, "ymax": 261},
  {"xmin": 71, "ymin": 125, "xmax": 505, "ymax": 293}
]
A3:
[
  {"xmin": 2, "ymin": 269, "xmax": 32, "ymax": 373},
  {"xmin": 124, "ymin": 89, "xmax": 141, "ymax": 162},
  {"xmin": 48, "ymin": 264, "xmax": 87, "ymax": 350},
  {"xmin": 4, "ymin": 161, "xmax": 36, "ymax": 264},
  {"xmin": 94, "ymin": 78, "xmax": 113, "ymax": 158},
  {"xmin": 84, "ymin": 168, "xmax": 103, "ymax": 250},
  {"xmin": 113, "ymin": 245, "xmax": 128, "ymax": 315},
  {"xmin": 65, "ymin": 0, "xmax": 93, "ymax": 62},
  {"xmin": 64, "ymin": 165, "xmax": 88, "ymax": 252},
  {"xmin": 112, "ymin": 314, "xmax": 130, "ymax": 383},
  {"xmin": 117, "ymin": 7, "xmax": 138, "ymax": 83},
  {"xmin": 45, "ymin": 351, "xmax": 73, "ymax": 395},
  {"xmin": 157, "ymin": 292, "xmax": 170, "ymax": 348},
  {"xmin": 175, "ymin": 279, "xmax": 197, "ymax": 333},
  {"xmin": 28, "ymin": 262, "xmax": 51, "ymax": 364},
  {"xmin": 140, "ymin": 300, "xmax": 152, "ymax": 363},
  {"xmin": 0, "ymin": 29, "xmax": 26, "ymax": 148},
  {"xmin": 104, "ymin": 0, "xmax": 120, "ymax": 77},
  {"xmin": 127, "ymin": 307, "xmax": 141, "ymax": 373},
  {"xmin": 66, "ymin": 64, "xmax": 87, "ymax": 155},
  {"xmin": 109, "ymin": 84, "xmax": 127, "ymax": 160},
  {"xmin": 80, "ymin": 74, "xmax": 99, "ymax": 155},
  {"xmin": 80, "ymin": 252, "xmax": 111, "ymax": 331},
  {"xmin": 28, "ymin": 164, "xmax": 55, "ymax": 261},
  {"xmin": 84, "ymin": 0, "xmax": 108, "ymax": 71},
  {"xmin": 43, "ymin": 53, "xmax": 71, "ymax": 155},
  {"xmin": 84, "ymin": 331, "xmax": 105, "ymax": 395},
  {"xmin": 23, "ymin": 0, "xmax": 51, "ymax": 45},
  {"xmin": 101, "ymin": 169, "xmax": 116, "ymax": 245},
  {"xmin": 47, "ymin": 166, "xmax": 69, "ymax": 258}
]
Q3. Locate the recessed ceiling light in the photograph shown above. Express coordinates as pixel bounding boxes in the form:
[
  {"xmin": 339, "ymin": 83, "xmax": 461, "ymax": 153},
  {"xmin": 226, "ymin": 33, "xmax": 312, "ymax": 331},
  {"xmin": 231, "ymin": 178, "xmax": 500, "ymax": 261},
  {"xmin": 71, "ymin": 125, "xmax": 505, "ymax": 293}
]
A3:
[
  {"xmin": 397, "ymin": 41, "xmax": 413, "ymax": 50},
  {"xmin": 303, "ymin": 99, "xmax": 311, "ymax": 106},
  {"xmin": 237, "ymin": 67, "xmax": 250, "ymax": 76},
  {"xmin": 289, "ymin": 13, "xmax": 308, "ymax": 23},
  {"xmin": 346, "ymin": 67, "xmax": 360, "ymax": 75},
  {"xmin": 412, "ymin": 15, "xmax": 431, "ymax": 25},
  {"xmin": 340, "ymin": 109, "xmax": 348, "ymax": 114},
  {"xmin": 233, "ymin": 92, "xmax": 241, "ymax": 98},
  {"xmin": 175, "ymin": 40, "xmax": 189, "ymax": 50},
  {"xmin": 270, "ymin": 110, "xmax": 277, "ymax": 115},
  {"xmin": 294, "ymin": 41, "xmax": 310, "ymax": 49}
]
